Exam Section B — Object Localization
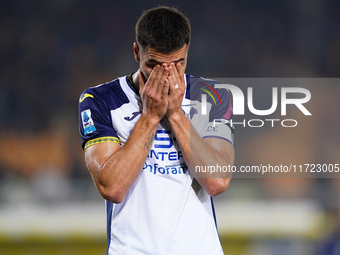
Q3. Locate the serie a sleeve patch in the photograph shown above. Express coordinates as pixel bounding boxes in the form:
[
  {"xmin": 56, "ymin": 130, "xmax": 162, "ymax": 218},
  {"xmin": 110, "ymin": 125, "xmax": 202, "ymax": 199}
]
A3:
[{"xmin": 81, "ymin": 109, "xmax": 96, "ymax": 135}]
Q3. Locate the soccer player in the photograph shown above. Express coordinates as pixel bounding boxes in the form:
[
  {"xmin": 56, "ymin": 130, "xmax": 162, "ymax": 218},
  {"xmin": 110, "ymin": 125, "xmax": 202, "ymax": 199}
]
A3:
[{"xmin": 79, "ymin": 6, "xmax": 234, "ymax": 255}]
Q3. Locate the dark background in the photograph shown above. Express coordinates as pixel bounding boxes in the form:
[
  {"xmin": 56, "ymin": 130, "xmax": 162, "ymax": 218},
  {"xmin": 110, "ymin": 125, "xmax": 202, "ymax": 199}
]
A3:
[{"xmin": 1, "ymin": 0, "xmax": 340, "ymax": 254}]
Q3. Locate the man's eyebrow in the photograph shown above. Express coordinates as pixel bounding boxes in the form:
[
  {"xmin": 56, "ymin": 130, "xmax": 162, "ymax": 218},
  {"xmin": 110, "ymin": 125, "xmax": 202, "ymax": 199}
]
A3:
[
  {"xmin": 147, "ymin": 58, "xmax": 185, "ymax": 65},
  {"xmin": 173, "ymin": 58, "xmax": 185, "ymax": 63},
  {"xmin": 147, "ymin": 59, "xmax": 163, "ymax": 65}
]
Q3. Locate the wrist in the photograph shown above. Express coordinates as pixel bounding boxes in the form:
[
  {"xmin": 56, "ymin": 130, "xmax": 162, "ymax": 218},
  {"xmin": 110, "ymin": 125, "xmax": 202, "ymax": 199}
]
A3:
[
  {"xmin": 139, "ymin": 113, "xmax": 161, "ymax": 128},
  {"xmin": 167, "ymin": 110, "xmax": 186, "ymax": 124}
]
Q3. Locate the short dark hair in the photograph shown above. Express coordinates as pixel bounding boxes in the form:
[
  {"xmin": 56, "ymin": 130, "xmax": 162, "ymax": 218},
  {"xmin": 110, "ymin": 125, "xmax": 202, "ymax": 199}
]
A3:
[{"xmin": 135, "ymin": 6, "xmax": 191, "ymax": 54}]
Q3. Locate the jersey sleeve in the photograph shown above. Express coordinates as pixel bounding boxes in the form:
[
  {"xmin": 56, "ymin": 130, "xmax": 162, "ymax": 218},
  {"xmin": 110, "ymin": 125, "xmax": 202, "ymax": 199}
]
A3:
[
  {"xmin": 201, "ymin": 84, "xmax": 234, "ymax": 144},
  {"xmin": 188, "ymin": 76, "xmax": 234, "ymax": 145},
  {"xmin": 78, "ymin": 89, "xmax": 120, "ymax": 150}
]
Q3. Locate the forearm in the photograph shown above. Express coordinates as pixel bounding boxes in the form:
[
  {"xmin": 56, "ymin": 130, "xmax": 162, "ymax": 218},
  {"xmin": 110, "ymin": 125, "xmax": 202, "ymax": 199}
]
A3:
[
  {"xmin": 86, "ymin": 114, "xmax": 159, "ymax": 203},
  {"xmin": 168, "ymin": 112, "xmax": 233, "ymax": 195},
  {"xmin": 85, "ymin": 65, "xmax": 171, "ymax": 203}
]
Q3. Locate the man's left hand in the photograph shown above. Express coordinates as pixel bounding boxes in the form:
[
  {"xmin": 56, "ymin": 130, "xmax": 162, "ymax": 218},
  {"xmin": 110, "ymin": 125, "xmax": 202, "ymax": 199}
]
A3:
[{"xmin": 166, "ymin": 62, "xmax": 185, "ymax": 119}]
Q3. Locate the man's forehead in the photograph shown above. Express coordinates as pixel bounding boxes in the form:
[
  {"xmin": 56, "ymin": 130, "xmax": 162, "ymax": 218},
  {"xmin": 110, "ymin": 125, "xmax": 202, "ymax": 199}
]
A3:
[{"xmin": 142, "ymin": 45, "xmax": 188, "ymax": 62}]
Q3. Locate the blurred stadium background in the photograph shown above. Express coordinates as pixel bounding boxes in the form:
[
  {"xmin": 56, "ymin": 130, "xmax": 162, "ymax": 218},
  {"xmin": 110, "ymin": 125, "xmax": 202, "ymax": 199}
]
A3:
[{"xmin": 1, "ymin": 0, "xmax": 340, "ymax": 254}]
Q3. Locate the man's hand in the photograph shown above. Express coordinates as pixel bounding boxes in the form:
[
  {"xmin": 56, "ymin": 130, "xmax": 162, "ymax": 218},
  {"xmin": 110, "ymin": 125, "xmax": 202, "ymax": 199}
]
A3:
[
  {"xmin": 166, "ymin": 62, "xmax": 186, "ymax": 119},
  {"xmin": 85, "ymin": 65, "xmax": 171, "ymax": 204},
  {"xmin": 139, "ymin": 65, "xmax": 170, "ymax": 121}
]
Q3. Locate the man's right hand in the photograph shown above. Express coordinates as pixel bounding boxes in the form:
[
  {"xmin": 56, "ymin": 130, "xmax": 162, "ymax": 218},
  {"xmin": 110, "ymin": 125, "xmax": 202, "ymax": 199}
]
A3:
[
  {"xmin": 139, "ymin": 65, "xmax": 170, "ymax": 121},
  {"xmin": 84, "ymin": 65, "xmax": 171, "ymax": 204}
]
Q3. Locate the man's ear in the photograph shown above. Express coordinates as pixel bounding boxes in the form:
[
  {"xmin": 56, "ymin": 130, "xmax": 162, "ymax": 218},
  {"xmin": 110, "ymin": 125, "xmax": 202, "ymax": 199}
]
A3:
[{"xmin": 133, "ymin": 42, "xmax": 140, "ymax": 62}]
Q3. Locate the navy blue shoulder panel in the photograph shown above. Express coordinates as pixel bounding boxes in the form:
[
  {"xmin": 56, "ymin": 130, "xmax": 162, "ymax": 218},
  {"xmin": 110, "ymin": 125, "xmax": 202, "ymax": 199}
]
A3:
[
  {"xmin": 78, "ymin": 78, "xmax": 129, "ymax": 149},
  {"xmin": 188, "ymin": 76, "xmax": 221, "ymax": 102},
  {"xmin": 188, "ymin": 75, "xmax": 233, "ymax": 122},
  {"xmin": 80, "ymin": 79, "xmax": 130, "ymax": 111}
]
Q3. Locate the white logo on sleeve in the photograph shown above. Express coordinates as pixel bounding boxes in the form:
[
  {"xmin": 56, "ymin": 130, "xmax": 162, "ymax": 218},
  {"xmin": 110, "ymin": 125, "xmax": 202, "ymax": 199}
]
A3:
[{"xmin": 82, "ymin": 109, "xmax": 96, "ymax": 135}]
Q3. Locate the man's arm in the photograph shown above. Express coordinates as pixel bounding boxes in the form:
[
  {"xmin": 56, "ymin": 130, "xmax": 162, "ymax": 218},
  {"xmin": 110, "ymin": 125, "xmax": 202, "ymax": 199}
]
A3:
[
  {"xmin": 85, "ymin": 116, "xmax": 158, "ymax": 203},
  {"xmin": 166, "ymin": 62, "xmax": 234, "ymax": 196},
  {"xmin": 168, "ymin": 114, "xmax": 234, "ymax": 196},
  {"xmin": 84, "ymin": 65, "xmax": 169, "ymax": 203}
]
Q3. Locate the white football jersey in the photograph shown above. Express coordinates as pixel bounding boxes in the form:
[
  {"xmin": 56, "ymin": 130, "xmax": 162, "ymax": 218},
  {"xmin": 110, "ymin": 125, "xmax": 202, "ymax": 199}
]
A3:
[{"xmin": 79, "ymin": 74, "xmax": 234, "ymax": 255}]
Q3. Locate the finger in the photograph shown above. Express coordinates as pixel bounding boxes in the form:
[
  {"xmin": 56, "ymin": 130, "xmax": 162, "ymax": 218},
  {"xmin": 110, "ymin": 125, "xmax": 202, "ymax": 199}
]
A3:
[
  {"xmin": 169, "ymin": 64, "xmax": 178, "ymax": 85},
  {"xmin": 150, "ymin": 65, "xmax": 164, "ymax": 94},
  {"xmin": 171, "ymin": 63, "xmax": 181, "ymax": 88},
  {"xmin": 168, "ymin": 75, "xmax": 175, "ymax": 95},
  {"xmin": 145, "ymin": 65, "xmax": 160, "ymax": 91},
  {"xmin": 170, "ymin": 63, "xmax": 181, "ymax": 92},
  {"xmin": 162, "ymin": 78, "xmax": 170, "ymax": 98},
  {"xmin": 176, "ymin": 62, "xmax": 185, "ymax": 83},
  {"xmin": 156, "ymin": 64, "xmax": 169, "ymax": 95}
]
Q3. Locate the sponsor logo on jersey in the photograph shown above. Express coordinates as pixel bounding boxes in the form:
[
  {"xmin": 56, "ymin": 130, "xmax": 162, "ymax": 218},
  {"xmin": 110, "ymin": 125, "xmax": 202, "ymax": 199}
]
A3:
[
  {"xmin": 189, "ymin": 107, "xmax": 198, "ymax": 119},
  {"xmin": 184, "ymin": 107, "xmax": 198, "ymax": 120},
  {"xmin": 82, "ymin": 109, "xmax": 96, "ymax": 134},
  {"xmin": 143, "ymin": 163, "xmax": 188, "ymax": 175},
  {"xmin": 79, "ymin": 93, "xmax": 94, "ymax": 102},
  {"xmin": 124, "ymin": 111, "xmax": 141, "ymax": 121}
]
